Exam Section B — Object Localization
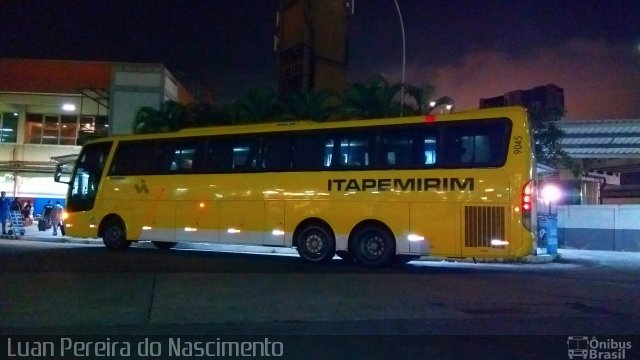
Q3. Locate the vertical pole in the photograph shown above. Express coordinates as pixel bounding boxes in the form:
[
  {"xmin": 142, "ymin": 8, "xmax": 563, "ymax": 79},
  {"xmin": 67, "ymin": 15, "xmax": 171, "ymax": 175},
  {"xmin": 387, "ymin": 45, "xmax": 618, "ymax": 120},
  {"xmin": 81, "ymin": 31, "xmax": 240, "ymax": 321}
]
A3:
[{"xmin": 393, "ymin": 0, "xmax": 406, "ymax": 116}]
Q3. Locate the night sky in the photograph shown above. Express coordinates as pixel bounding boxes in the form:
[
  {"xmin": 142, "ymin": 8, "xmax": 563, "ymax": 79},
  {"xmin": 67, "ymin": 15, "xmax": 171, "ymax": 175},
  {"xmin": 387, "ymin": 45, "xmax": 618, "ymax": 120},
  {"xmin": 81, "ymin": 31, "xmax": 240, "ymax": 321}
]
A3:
[{"xmin": 1, "ymin": 0, "xmax": 639, "ymax": 119}]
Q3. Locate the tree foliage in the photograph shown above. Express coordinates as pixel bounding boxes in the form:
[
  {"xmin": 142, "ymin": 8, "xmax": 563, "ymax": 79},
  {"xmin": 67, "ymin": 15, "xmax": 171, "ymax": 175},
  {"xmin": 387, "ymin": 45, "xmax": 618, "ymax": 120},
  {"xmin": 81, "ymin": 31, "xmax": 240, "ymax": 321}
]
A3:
[
  {"xmin": 405, "ymin": 83, "xmax": 435, "ymax": 115},
  {"xmin": 133, "ymin": 101, "xmax": 187, "ymax": 134},
  {"xmin": 232, "ymin": 86, "xmax": 281, "ymax": 124},
  {"xmin": 281, "ymin": 89, "xmax": 338, "ymax": 122},
  {"xmin": 528, "ymin": 103, "xmax": 580, "ymax": 175},
  {"xmin": 340, "ymin": 74, "xmax": 403, "ymax": 119}
]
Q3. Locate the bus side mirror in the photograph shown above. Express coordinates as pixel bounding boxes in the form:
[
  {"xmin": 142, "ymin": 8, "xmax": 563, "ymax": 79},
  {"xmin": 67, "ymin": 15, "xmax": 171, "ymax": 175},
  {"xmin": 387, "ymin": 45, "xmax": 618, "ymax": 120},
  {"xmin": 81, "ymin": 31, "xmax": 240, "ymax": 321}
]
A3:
[{"xmin": 54, "ymin": 163, "xmax": 69, "ymax": 184}]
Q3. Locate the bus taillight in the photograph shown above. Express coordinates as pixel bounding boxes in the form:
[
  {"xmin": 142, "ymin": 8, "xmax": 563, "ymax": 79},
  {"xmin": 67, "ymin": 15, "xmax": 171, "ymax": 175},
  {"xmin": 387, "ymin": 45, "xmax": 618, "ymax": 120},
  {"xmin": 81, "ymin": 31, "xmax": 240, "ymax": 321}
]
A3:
[{"xmin": 522, "ymin": 180, "xmax": 535, "ymax": 232}]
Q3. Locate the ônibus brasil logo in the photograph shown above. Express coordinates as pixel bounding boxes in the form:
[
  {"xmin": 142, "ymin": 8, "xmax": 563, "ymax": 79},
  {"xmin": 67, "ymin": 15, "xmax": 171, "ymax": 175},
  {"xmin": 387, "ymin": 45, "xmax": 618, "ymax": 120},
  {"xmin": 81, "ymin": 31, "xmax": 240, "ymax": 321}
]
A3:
[{"xmin": 567, "ymin": 336, "xmax": 632, "ymax": 359}]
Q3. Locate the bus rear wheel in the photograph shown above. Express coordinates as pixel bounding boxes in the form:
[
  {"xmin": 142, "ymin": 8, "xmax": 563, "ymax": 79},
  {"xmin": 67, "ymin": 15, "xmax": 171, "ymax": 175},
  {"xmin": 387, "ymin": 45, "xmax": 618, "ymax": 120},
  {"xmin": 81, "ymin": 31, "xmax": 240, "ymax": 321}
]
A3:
[
  {"xmin": 352, "ymin": 226, "xmax": 396, "ymax": 268},
  {"xmin": 152, "ymin": 241, "xmax": 177, "ymax": 250},
  {"xmin": 102, "ymin": 219, "xmax": 131, "ymax": 250},
  {"xmin": 295, "ymin": 224, "xmax": 335, "ymax": 264}
]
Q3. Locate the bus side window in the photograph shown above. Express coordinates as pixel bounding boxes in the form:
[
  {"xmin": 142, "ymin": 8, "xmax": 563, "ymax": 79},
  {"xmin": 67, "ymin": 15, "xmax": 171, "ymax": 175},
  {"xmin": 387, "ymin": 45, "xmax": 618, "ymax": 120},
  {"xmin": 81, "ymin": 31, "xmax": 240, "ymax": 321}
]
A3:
[
  {"xmin": 292, "ymin": 136, "xmax": 323, "ymax": 170},
  {"xmin": 336, "ymin": 136, "xmax": 370, "ymax": 167},
  {"xmin": 323, "ymin": 139, "xmax": 335, "ymax": 167},
  {"xmin": 207, "ymin": 141, "xmax": 234, "ymax": 172},
  {"xmin": 262, "ymin": 138, "xmax": 291, "ymax": 170},
  {"xmin": 158, "ymin": 140, "xmax": 200, "ymax": 173},
  {"xmin": 422, "ymin": 136, "xmax": 437, "ymax": 165},
  {"xmin": 381, "ymin": 130, "xmax": 436, "ymax": 168},
  {"xmin": 232, "ymin": 139, "xmax": 259, "ymax": 170},
  {"xmin": 109, "ymin": 142, "xmax": 156, "ymax": 175}
]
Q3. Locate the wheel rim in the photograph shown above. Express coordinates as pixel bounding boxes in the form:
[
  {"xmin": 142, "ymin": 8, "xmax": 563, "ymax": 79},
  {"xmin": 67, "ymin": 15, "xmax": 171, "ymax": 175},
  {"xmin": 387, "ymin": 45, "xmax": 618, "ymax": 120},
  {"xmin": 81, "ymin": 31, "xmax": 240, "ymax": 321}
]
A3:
[
  {"xmin": 361, "ymin": 232, "xmax": 385, "ymax": 260},
  {"xmin": 105, "ymin": 224, "xmax": 123, "ymax": 244},
  {"xmin": 304, "ymin": 232, "xmax": 325, "ymax": 257}
]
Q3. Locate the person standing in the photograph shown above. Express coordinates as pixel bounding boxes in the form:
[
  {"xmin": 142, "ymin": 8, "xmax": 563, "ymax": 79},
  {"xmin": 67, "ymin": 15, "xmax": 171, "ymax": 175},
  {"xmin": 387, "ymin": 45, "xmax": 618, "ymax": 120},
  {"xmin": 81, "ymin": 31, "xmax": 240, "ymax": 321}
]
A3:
[
  {"xmin": 22, "ymin": 200, "xmax": 33, "ymax": 227},
  {"xmin": 52, "ymin": 201, "xmax": 64, "ymax": 236},
  {"xmin": 10, "ymin": 197, "xmax": 21, "ymax": 213},
  {"xmin": 0, "ymin": 191, "xmax": 10, "ymax": 235}
]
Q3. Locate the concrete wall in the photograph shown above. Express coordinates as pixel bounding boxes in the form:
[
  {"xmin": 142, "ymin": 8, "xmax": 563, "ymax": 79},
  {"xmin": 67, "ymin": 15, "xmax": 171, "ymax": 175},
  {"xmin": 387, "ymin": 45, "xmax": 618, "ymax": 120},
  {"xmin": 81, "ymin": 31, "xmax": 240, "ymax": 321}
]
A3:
[
  {"xmin": 108, "ymin": 64, "xmax": 166, "ymax": 135},
  {"xmin": 558, "ymin": 205, "xmax": 640, "ymax": 251}
]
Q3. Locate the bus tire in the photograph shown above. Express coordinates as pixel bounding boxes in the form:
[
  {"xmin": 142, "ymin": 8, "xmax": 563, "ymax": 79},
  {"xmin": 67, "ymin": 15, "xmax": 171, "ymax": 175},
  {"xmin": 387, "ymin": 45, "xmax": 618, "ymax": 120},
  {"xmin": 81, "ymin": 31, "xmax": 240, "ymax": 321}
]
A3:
[
  {"xmin": 352, "ymin": 225, "xmax": 396, "ymax": 268},
  {"xmin": 152, "ymin": 241, "xmax": 177, "ymax": 250},
  {"xmin": 102, "ymin": 219, "xmax": 131, "ymax": 250},
  {"xmin": 295, "ymin": 223, "xmax": 335, "ymax": 264}
]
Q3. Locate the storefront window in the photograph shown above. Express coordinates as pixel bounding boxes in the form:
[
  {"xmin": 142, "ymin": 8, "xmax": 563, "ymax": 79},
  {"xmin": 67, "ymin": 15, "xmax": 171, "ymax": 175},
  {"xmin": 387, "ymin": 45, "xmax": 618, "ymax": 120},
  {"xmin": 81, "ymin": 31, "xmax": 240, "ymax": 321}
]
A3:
[
  {"xmin": 26, "ymin": 114, "xmax": 43, "ymax": 144},
  {"xmin": 26, "ymin": 113, "xmax": 81, "ymax": 145},
  {"xmin": 0, "ymin": 112, "xmax": 18, "ymax": 143},
  {"xmin": 43, "ymin": 115, "xmax": 60, "ymax": 144},
  {"xmin": 60, "ymin": 115, "xmax": 78, "ymax": 145}
]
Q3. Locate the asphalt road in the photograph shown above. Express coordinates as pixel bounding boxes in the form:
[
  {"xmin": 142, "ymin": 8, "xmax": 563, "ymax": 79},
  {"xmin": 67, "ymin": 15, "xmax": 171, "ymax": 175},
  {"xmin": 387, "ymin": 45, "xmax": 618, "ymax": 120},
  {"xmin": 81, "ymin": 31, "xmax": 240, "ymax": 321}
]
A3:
[{"xmin": 1, "ymin": 239, "xmax": 639, "ymax": 359}]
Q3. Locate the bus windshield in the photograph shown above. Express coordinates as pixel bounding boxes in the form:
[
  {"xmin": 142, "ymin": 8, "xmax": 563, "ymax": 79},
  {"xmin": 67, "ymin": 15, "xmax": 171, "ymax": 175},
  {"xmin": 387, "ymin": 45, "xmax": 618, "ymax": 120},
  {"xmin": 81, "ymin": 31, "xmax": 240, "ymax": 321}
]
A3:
[{"xmin": 67, "ymin": 141, "xmax": 112, "ymax": 212}]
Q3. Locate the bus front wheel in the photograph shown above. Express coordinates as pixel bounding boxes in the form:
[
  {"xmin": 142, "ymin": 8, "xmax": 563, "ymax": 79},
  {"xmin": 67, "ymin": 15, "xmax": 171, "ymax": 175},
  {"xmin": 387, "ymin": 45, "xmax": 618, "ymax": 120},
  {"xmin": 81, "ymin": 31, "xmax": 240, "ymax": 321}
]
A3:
[
  {"xmin": 102, "ymin": 219, "xmax": 131, "ymax": 250},
  {"xmin": 295, "ymin": 224, "xmax": 335, "ymax": 264},
  {"xmin": 352, "ymin": 226, "xmax": 396, "ymax": 268},
  {"xmin": 152, "ymin": 241, "xmax": 177, "ymax": 250}
]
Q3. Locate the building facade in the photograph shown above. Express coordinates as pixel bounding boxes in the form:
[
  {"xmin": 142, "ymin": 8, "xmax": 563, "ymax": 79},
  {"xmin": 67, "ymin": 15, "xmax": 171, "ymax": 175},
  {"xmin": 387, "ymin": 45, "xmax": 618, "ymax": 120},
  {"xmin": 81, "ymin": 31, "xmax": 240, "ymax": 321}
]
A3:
[
  {"xmin": 275, "ymin": 0, "xmax": 350, "ymax": 96},
  {"xmin": 0, "ymin": 58, "xmax": 193, "ymax": 214}
]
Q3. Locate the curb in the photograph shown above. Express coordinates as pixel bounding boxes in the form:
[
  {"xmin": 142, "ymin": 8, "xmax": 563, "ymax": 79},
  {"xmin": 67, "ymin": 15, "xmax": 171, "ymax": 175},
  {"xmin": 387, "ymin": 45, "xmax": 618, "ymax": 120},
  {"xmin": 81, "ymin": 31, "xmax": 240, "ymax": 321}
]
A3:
[
  {"xmin": 419, "ymin": 253, "xmax": 559, "ymax": 264},
  {"xmin": 5, "ymin": 234, "xmax": 559, "ymax": 264}
]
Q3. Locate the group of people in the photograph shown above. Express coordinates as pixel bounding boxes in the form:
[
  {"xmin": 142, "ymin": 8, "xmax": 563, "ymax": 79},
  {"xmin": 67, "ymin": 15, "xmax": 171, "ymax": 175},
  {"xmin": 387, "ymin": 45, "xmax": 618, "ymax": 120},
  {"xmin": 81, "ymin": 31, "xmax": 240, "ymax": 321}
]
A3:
[{"xmin": 0, "ymin": 191, "xmax": 64, "ymax": 236}]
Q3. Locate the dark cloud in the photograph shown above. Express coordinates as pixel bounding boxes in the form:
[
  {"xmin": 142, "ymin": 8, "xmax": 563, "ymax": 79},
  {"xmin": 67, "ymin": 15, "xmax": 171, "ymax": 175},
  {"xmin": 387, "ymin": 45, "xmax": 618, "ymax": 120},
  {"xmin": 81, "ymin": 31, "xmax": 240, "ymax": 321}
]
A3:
[{"xmin": 396, "ymin": 39, "xmax": 640, "ymax": 119}]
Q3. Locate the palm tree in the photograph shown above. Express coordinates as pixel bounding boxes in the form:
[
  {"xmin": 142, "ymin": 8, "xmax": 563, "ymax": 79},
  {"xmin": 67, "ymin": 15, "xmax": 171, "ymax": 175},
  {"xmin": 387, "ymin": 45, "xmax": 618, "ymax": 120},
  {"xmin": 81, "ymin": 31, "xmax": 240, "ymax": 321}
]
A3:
[
  {"xmin": 185, "ymin": 102, "xmax": 235, "ymax": 127},
  {"xmin": 233, "ymin": 86, "xmax": 281, "ymax": 123},
  {"xmin": 405, "ymin": 84, "xmax": 435, "ymax": 115},
  {"xmin": 161, "ymin": 101, "xmax": 188, "ymax": 131},
  {"xmin": 132, "ymin": 106, "xmax": 166, "ymax": 134},
  {"xmin": 281, "ymin": 89, "xmax": 338, "ymax": 122},
  {"xmin": 132, "ymin": 101, "xmax": 188, "ymax": 134},
  {"xmin": 340, "ymin": 74, "xmax": 403, "ymax": 119}
]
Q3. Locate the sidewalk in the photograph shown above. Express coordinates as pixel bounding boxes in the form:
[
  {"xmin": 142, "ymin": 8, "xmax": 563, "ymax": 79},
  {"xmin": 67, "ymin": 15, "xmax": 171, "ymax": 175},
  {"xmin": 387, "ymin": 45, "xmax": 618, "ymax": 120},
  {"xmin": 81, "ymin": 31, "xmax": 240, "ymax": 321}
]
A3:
[{"xmin": 0, "ymin": 222, "xmax": 100, "ymax": 245}]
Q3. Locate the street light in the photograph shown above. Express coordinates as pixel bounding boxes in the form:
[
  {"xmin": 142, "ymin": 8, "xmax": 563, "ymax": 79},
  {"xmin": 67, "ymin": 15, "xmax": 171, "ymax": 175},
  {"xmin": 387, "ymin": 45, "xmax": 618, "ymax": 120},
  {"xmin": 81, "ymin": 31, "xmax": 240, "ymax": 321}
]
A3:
[
  {"xmin": 427, "ymin": 96, "xmax": 455, "ymax": 114},
  {"xmin": 393, "ymin": 0, "xmax": 406, "ymax": 117}
]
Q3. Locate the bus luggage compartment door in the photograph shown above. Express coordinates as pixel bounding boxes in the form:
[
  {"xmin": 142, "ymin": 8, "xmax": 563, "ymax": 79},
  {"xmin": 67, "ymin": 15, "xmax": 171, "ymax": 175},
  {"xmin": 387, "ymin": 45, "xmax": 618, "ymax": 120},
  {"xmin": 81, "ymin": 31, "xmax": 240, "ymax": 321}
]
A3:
[{"xmin": 220, "ymin": 200, "xmax": 265, "ymax": 245}]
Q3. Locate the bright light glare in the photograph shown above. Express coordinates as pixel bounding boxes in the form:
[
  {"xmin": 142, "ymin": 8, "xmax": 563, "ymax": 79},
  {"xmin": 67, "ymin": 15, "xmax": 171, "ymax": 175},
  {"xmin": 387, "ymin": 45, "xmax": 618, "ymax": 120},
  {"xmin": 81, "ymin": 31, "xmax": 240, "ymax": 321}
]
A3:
[
  {"xmin": 407, "ymin": 234, "xmax": 424, "ymax": 241},
  {"xmin": 272, "ymin": 230, "xmax": 285, "ymax": 236},
  {"xmin": 491, "ymin": 239, "xmax": 509, "ymax": 246},
  {"xmin": 142, "ymin": 226, "xmax": 152, "ymax": 230},
  {"xmin": 62, "ymin": 103, "xmax": 76, "ymax": 111},
  {"xmin": 227, "ymin": 228, "xmax": 241, "ymax": 234},
  {"xmin": 541, "ymin": 184, "xmax": 561, "ymax": 203}
]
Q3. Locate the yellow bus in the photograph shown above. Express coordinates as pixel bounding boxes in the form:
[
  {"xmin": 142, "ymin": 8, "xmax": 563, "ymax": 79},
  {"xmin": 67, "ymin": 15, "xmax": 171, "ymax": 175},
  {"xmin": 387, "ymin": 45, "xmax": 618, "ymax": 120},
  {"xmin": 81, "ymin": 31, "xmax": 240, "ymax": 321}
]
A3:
[{"xmin": 55, "ymin": 106, "xmax": 537, "ymax": 267}]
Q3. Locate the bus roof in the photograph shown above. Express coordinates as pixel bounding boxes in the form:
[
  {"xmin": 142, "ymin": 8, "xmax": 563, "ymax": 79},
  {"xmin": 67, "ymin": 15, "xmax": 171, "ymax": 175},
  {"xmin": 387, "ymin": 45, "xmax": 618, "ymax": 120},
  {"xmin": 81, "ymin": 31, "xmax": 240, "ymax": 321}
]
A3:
[{"xmin": 86, "ymin": 106, "xmax": 527, "ymax": 144}]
